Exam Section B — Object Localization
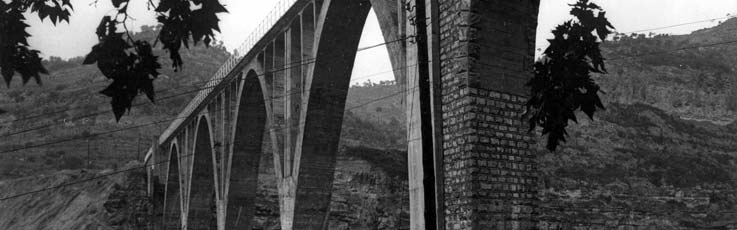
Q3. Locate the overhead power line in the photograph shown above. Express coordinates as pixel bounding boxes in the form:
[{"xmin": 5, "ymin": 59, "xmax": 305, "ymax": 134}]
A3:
[
  {"xmin": 620, "ymin": 14, "xmax": 735, "ymax": 35},
  {"xmin": 9, "ymin": 14, "xmax": 737, "ymax": 130},
  {"xmin": 0, "ymin": 59, "xmax": 429, "ymax": 155},
  {"xmin": 0, "ymin": 37, "xmax": 408, "ymax": 127},
  {"xmin": 13, "ymin": 11, "xmax": 737, "ymax": 126},
  {"xmin": 8, "ymin": 28, "xmax": 737, "ymax": 141},
  {"xmin": 0, "ymin": 37, "xmax": 411, "ymax": 137},
  {"xmin": 608, "ymin": 39, "xmax": 737, "ymax": 61},
  {"xmin": 0, "ymin": 79, "xmax": 420, "ymax": 201}
]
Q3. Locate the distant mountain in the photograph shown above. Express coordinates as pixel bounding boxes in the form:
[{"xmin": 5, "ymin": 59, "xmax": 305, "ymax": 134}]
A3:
[{"xmin": 598, "ymin": 17, "xmax": 737, "ymax": 125}]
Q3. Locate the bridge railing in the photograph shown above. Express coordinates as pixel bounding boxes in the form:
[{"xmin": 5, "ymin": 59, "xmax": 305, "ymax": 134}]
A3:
[{"xmin": 158, "ymin": 0, "xmax": 299, "ymax": 144}]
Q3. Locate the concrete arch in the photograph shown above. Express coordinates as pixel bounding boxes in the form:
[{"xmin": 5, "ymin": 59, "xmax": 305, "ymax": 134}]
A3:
[
  {"xmin": 242, "ymin": 61, "xmax": 271, "ymax": 131},
  {"xmin": 225, "ymin": 69, "xmax": 267, "ymax": 229},
  {"xmin": 187, "ymin": 117, "xmax": 217, "ymax": 229},
  {"xmin": 289, "ymin": 0, "xmax": 373, "ymax": 229},
  {"xmin": 163, "ymin": 142, "xmax": 182, "ymax": 229}
]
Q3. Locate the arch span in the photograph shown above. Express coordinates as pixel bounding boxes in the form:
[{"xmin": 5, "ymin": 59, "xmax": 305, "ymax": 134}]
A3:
[
  {"xmin": 289, "ymin": 0, "xmax": 373, "ymax": 229},
  {"xmin": 225, "ymin": 70, "xmax": 267, "ymax": 229},
  {"xmin": 187, "ymin": 117, "xmax": 217, "ymax": 229},
  {"xmin": 163, "ymin": 143, "xmax": 182, "ymax": 229}
]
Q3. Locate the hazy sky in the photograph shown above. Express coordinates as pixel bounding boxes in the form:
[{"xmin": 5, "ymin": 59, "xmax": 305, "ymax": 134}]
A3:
[{"xmin": 22, "ymin": 0, "xmax": 737, "ymax": 83}]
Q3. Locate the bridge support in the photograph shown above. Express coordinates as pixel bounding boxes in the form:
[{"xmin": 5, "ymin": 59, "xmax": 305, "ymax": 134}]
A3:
[
  {"xmin": 148, "ymin": 0, "xmax": 542, "ymax": 229},
  {"xmin": 433, "ymin": 0, "xmax": 541, "ymax": 229}
]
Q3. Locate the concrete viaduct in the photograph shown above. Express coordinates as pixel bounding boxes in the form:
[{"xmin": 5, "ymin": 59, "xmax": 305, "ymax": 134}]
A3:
[{"xmin": 144, "ymin": 0, "xmax": 540, "ymax": 229}]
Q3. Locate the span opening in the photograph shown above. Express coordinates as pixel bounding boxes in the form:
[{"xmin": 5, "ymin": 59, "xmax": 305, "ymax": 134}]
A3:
[
  {"xmin": 326, "ymin": 6, "xmax": 409, "ymax": 229},
  {"xmin": 188, "ymin": 118, "xmax": 216, "ymax": 229},
  {"xmin": 273, "ymin": 0, "xmax": 411, "ymax": 228},
  {"xmin": 225, "ymin": 71, "xmax": 268, "ymax": 229},
  {"xmin": 163, "ymin": 144, "xmax": 182, "ymax": 229}
]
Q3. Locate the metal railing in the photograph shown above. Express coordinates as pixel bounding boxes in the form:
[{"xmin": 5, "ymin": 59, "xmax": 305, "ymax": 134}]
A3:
[{"xmin": 158, "ymin": 0, "xmax": 299, "ymax": 144}]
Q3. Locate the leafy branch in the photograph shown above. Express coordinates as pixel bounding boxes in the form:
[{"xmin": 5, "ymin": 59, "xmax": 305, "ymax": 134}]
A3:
[
  {"xmin": 525, "ymin": 0, "xmax": 614, "ymax": 151},
  {"xmin": 0, "ymin": 0, "xmax": 227, "ymax": 121},
  {"xmin": 0, "ymin": 0, "xmax": 72, "ymax": 87},
  {"xmin": 84, "ymin": 0, "xmax": 227, "ymax": 120}
]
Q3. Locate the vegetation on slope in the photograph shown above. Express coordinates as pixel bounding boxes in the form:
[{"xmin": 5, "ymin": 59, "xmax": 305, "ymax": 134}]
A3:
[
  {"xmin": 0, "ymin": 25, "xmax": 229, "ymax": 180},
  {"xmin": 0, "ymin": 162, "xmax": 149, "ymax": 230}
]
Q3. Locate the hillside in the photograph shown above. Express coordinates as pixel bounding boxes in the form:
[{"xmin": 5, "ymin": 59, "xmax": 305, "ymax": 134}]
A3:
[
  {"xmin": 537, "ymin": 103, "xmax": 737, "ymax": 229},
  {"xmin": 0, "ymin": 162, "xmax": 150, "ymax": 230},
  {"xmin": 341, "ymin": 81, "xmax": 405, "ymax": 150},
  {"xmin": 598, "ymin": 18, "xmax": 737, "ymax": 124},
  {"xmin": 529, "ymin": 19, "xmax": 737, "ymax": 228},
  {"xmin": 0, "ymin": 26, "xmax": 229, "ymax": 179},
  {"xmin": 333, "ymin": 18, "xmax": 737, "ymax": 228}
]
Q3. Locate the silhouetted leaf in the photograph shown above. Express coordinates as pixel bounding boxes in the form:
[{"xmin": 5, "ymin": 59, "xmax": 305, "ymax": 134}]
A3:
[
  {"xmin": 85, "ymin": 13, "xmax": 153, "ymax": 120},
  {"xmin": 83, "ymin": 46, "xmax": 100, "ymax": 64},
  {"xmin": 112, "ymin": 0, "xmax": 128, "ymax": 8},
  {"xmin": 2, "ymin": 0, "xmax": 226, "ymax": 121},
  {"xmin": 156, "ymin": 0, "xmax": 226, "ymax": 70},
  {"xmin": 526, "ymin": 0, "xmax": 614, "ymax": 152}
]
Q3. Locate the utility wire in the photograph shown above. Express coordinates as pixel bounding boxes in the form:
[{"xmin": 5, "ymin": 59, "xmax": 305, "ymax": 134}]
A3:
[
  {"xmin": 15, "ymin": 26, "xmax": 735, "ymax": 140},
  {"xmin": 8, "ymin": 12, "xmax": 735, "ymax": 125},
  {"xmin": 10, "ymin": 14, "xmax": 737, "ymax": 131},
  {"xmin": 619, "ymin": 14, "xmax": 735, "ymax": 35},
  {"xmin": 608, "ymin": 38, "xmax": 737, "ymax": 61},
  {"xmin": 0, "ymin": 61, "xmax": 425, "ymax": 155},
  {"xmin": 0, "ymin": 37, "xmax": 408, "ymax": 127},
  {"xmin": 0, "ymin": 37, "xmax": 411, "ymax": 137},
  {"xmin": 0, "ymin": 81, "xmax": 418, "ymax": 201},
  {"xmin": 0, "ymin": 60, "xmax": 416, "ymax": 139}
]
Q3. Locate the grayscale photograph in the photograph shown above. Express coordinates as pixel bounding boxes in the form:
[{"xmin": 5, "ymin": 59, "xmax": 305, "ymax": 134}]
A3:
[{"xmin": 0, "ymin": 0, "xmax": 736, "ymax": 229}]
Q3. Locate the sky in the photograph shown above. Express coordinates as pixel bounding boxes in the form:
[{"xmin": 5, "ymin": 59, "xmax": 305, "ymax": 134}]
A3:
[{"xmin": 22, "ymin": 0, "xmax": 737, "ymax": 84}]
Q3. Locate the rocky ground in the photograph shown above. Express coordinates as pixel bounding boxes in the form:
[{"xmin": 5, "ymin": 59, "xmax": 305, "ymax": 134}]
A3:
[{"xmin": 0, "ymin": 162, "xmax": 149, "ymax": 230}]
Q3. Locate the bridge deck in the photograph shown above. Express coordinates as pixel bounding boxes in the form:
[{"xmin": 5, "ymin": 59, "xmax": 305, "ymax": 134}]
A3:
[{"xmin": 157, "ymin": 0, "xmax": 310, "ymax": 145}]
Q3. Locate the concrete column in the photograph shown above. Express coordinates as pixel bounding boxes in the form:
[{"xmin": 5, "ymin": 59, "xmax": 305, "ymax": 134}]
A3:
[
  {"xmin": 263, "ymin": 43, "xmax": 285, "ymax": 182},
  {"xmin": 181, "ymin": 123, "xmax": 196, "ymax": 227},
  {"xmin": 404, "ymin": 0, "xmax": 438, "ymax": 228},
  {"xmin": 220, "ymin": 77, "xmax": 239, "ymax": 230},
  {"xmin": 301, "ymin": 3, "xmax": 315, "ymax": 99},
  {"xmin": 287, "ymin": 18, "xmax": 303, "ymax": 171},
  {"xmin": 207, "ymin": 98, "xmax": 226, "ymax": 230}
]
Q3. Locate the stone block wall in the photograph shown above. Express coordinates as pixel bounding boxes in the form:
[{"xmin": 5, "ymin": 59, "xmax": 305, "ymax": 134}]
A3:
[{"xmin": 438, "ymin": 0, "xmax": 540, "ymax": 229}]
